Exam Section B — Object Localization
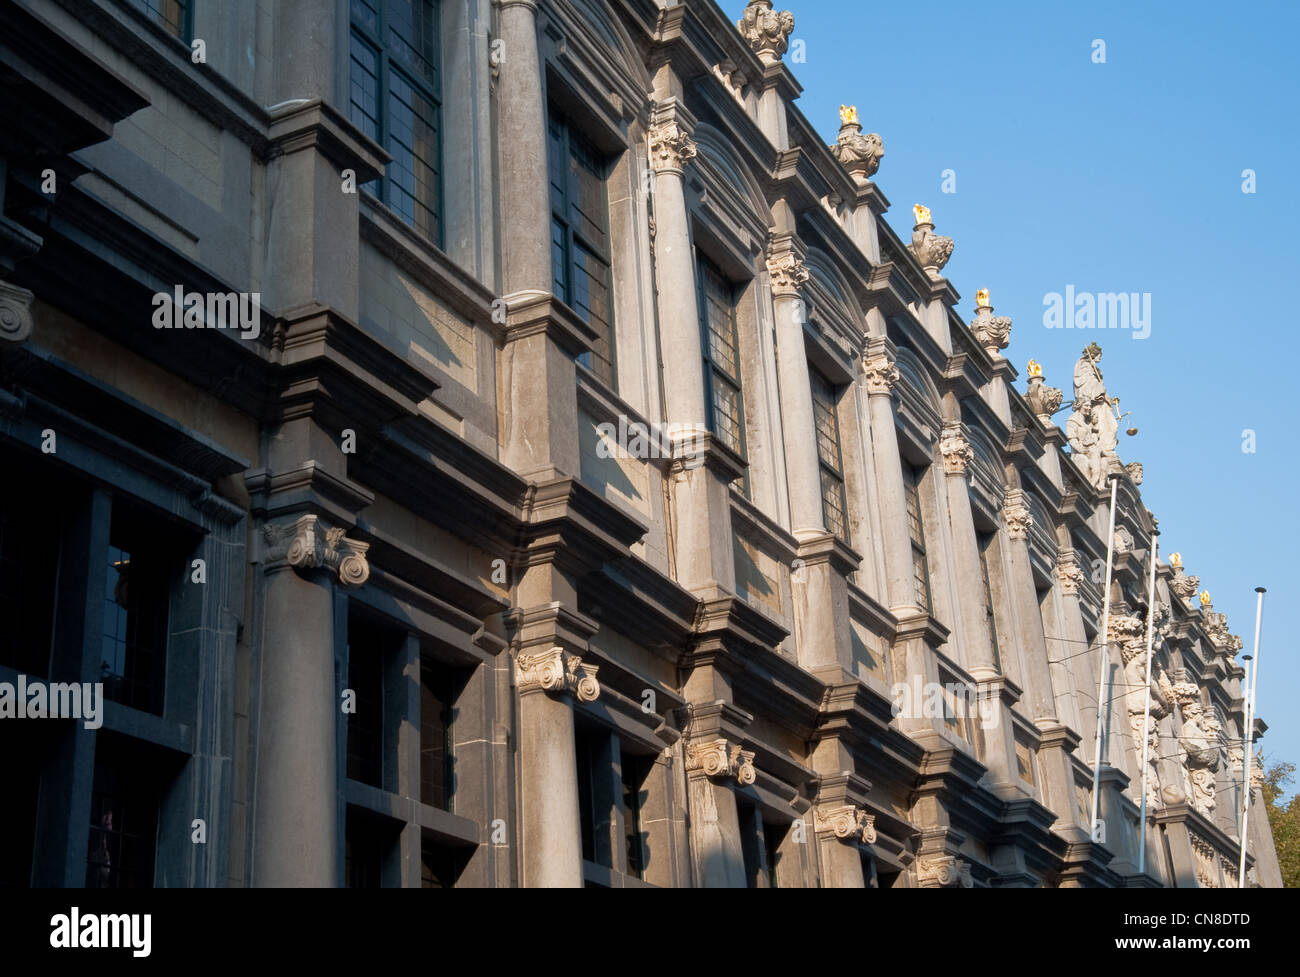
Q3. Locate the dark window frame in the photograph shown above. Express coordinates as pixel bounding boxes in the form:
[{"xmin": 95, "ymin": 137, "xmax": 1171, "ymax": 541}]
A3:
[
  {"xmin": 810, "ymin": 367, "xmax": 849, "ymax": 543},
  {"xmin": 697, "ymin": 255, "xmax": 748, "ymax": 467},
  {"xmin": 349, "ymin": 0, "xmax": 444, "ymax": 247},
  {"xmin": 548, "ymin": 108, "xmax": 616, "ymax": 387},
  {"xmin": 903, "ymin": 462, "xmax": 933, "ymax": 613}
]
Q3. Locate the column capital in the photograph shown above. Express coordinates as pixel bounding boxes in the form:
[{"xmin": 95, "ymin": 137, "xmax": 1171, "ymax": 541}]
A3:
[
  {"xmin": 1055, "ymin": 553, "xmax": 1085, "ymax": 595},
  {"xmin": 916, "ymin": 854, "xmax": 973, "ymax": 888},
  {"xmin": 0, "ymin": 280, "xmax": 35, "ymax": 346},
  {"xmin": 516, "ymin": 646, "xmax": 600, "ymax": 702},
  {"xmin": 765, "ymin": 241, "xmax": 809, "ymax": 298},
  {"xmin": 496, "ymin": 0, "xmax": 538, "ymax": 11},
  {"xmin": 814, "ymin": 803, "xmax": 877, "ymax": 845},
  {"xmin": 861, "ymin": 350, "xmax": 900, "ymax": 395},
  {"xmin": 939, "ymin": 423, "xmax": 974, "ymax": 476},
  {"xmin": 684, "ymin": 736, "xmax": 756, "ymax": 786},
  {"xmin": 1002, "ymin": 488, "xmax": 1033, "ymax": 541},
  {"xmin": 262, "ymin": 514, "xmax": 370, "ymax": 587},
  {"xmin": 648, "ymin": 118, "xmax": 697, "ymax": 174}
]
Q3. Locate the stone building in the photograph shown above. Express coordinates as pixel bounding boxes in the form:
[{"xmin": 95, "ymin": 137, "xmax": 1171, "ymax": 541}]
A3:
[{"xmin": 0, "ymin": 0, "xmax": 1281, "ymax": 887}]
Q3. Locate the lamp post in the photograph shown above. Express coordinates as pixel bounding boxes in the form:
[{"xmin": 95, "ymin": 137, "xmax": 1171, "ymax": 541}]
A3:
[{"xmin": 1089, "ymin": 472, "xmax": 1123, "ymax": 843}]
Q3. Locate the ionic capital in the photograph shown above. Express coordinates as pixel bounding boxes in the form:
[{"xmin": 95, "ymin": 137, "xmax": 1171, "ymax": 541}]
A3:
[
  {"xmin": 0, "ymin": 280, "xmax": 35, "ymax": 346},
  {"xmin": 263, "ymin": 514, "xmax": 370, "ymax": 588},
  {"xmin": 684, "ymin": 736, "xmax": 756, "ymax": 785},
  {"xmin": 516, "ymin": 646, "xmax": 600, "ymax": 702},
  {"xmin": 814, "ymin": 804, "xmax": 877, "ymax": 845}
]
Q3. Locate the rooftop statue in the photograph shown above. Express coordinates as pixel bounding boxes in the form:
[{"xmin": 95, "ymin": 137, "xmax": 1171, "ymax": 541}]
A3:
[{"xmin": 1066, "ymin": 343, "xmax": 1123, "ymax": 488}]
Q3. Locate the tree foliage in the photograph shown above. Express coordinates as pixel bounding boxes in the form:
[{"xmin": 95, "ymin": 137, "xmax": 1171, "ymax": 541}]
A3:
[{"xmin": 1261, "ymin": 760, "xmax": 1298, "ymax": 888}]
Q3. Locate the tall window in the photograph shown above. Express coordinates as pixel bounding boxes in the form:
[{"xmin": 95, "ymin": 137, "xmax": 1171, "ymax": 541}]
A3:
[
  {"xmin": 811, "ymin": 369, "xmax": 848, "ymax": 542},
  {"xmin": 101, "ymin": 509, "xmax": 171, "ymax": 716},
  {"xmin": 346, "ymin": 618, "xmax": 388, "ymax": 790},
  {"xmin": 419, "ymin": 658, "xmax": 454, "ymax": 811},
  {"xmin": 128, "ymin": 0, "xmax": 190, "ymax": 39},
  {"xmin": 978, "ymin": 533, "xmax": 1002, "ymax": 671},
  {"xmin": 903, "ymin": 463, "xmax": 932, "ymax": 612},
  {"xmin": 548, "ymin": 111, "xmax": 615, "ymax": 385},
  {"xmin": 85, "ymin": 736, "xmax": 159, "ymax": 889},
  {"xmin": 0, "ymin": 473, "xmax": 60, "ymax": 679},
  {"xmin": 621, "ymin": 751, "xmax": 650, "ymax": 880},
  {"xmin": 698, "ymin": 257, "xmax": 746, "ymax": 460},
  {"xmin": 350, "ymin": 0, "xmax": 443, "ymax": 245}
]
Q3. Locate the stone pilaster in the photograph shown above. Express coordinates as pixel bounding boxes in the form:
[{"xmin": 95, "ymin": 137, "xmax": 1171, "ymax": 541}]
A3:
[{"xmin": 683, "ymin": 732, "xmax": 752, "ymax": 887}]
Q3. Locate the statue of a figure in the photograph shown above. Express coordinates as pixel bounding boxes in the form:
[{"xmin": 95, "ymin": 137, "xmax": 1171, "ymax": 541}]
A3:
[
  {"xmin": 1067, "ymin": 343, "xmax": 1122, "ymax": 488},
  {"xmin": 1178, "ymin": 701, "xmax": 1220, "ymax": 818},
  {"xmin": 1120, "ymin": 627, "xmax": 1169, "ymax": 810}
]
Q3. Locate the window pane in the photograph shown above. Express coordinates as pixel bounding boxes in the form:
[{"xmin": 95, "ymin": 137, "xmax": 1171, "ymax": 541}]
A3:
[
  {"xmin": 387, "ymin": 70, "xmax": 441, "ymax": 242},
  {"xmin": 346, "ymin": 622, "xmax": 385, "ymax": 789},
  {"xmin": 820, "ymin": 468, "xmax": 847, "ymax": 541},
  {"xmin": 420, "ymin": 660, "xmax": 453, "ymax": 811},
  {"xmin": 101, "ymin": 512, "xmax": 170, "ymax": 716},
  {"xmin": 86, "ymin": 737, "xmax": 158, "ymax": 889},
  {"xmin": 351, "ymin": 0, "xmax": 379, "ymax": 33},
  {"xmin": 810, "ymin": 372, "xmax": 842, "ymax": 472},
  {"xmin": 128, "ymin": 0, "xmax": 188, "ymax": 38},
  {"xmin": 349, "ymin": 34, "xmax": 381, "ymax": 142},
  {"xmin": 386, "ymin": 0, "xmax": 440, "ymax": 88},
  {"xmin": 711, "ymin": 374, "xmax": 744, "ymax": 455}
]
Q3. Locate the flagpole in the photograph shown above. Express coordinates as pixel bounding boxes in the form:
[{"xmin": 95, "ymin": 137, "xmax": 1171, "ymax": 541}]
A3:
[
  {"xmin": 1238, "ymin": 587, "xmax": 1266, "ymax": 888},
  {"xmin": 1089, "ymin": 472, "xmax": 1122, "ymax": 842},
  {"xmin": 1137, "ymin": 529, "xmax": 1159, "ymax": 874}
]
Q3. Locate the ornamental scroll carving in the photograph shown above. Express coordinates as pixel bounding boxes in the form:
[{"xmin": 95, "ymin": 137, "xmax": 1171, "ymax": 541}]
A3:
[
  {"xmin": 1056, "ymin": 555, "xmax": 1085, "ymax": 595},
  {"xmin": 263, "ymin": 514, "xmax": 370, "ymax": 588},
  {"xmin": 916, "ymin": 855, "xmax": 973, "ymax": 888},
  {"xmin": 0, "ymin": 280, "xmax": 34, "ymax": 346},
  {"xmin": 814, "ymin": 804, "xmax": 877, "ymax": 845},
  {"xmin": 516, "ymin": 647, "xmax": 600, "ymax": 703},
  {"xmin": 685, "ymin": 737, "xmax": 756, "ymax": 786}
]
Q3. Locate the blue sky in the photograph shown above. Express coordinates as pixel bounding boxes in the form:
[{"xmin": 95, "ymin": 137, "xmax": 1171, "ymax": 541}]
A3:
[{"xmin": 780, "ymin": 0, "xmax": 1299, "ymax": 775}]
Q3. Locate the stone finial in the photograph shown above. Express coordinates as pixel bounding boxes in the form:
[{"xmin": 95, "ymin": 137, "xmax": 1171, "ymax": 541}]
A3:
[
  {"xmin": 648, "ymin": 119, "xmax": 697, "ymax": 173},
  {"xmin": 969, "ymin": 289, "xmax": 1012, "ymax": 356},
  {"xmin": 830, "ymin": 107, "xmax": 884, "ymax": 183},
  {"xmin": 685, "ymin": 737, "xmax": 756, "ymax": 785},
  {"xmin": 1170, "ymin": 562, "xmax": 1200, "ymax": 606},
  {"xmin": 861, "ymin": 351, "xmax": 900, "ymax": 395},
  {"xmin": 1003, "ymin": 490, "xmax": 1033, "ymax": 541},
  {"xmin": 916, "ymin": 855, "xmax": 973, "ymax": 888},
  {"xmin": 263, "ymin": 514, "xmax": 370, "ymax": 587},
  {"xmin": 939, "ymin": 424, "xmax": 974, "ymax": 475},
  {"xmin": 766, "ymin": 246, "xmax": 809, "ymax": 297},
  {"xmin": 909, "ymin": 205, "xmax": 954, "ymax": 277},
  {"xmin": 0, "ymin": 280, "xmax": 35, "ymax": 346},
  {"xmin": 814, "ymin": 804, "xmax": 877, "ymax": 844},
  {"xmin": 737, "ymin": 0, "xmax": 795, "ymax": 65},
  {"xmin": 516, "ymin": 646, "xmax": 601, "ymax": 702},
  {"xmin": 1025, "ymin": 362, "xmax": 1064, "ymax": 418}
]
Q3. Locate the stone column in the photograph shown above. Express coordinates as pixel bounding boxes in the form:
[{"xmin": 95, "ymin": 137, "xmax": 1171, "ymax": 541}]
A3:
[
  {"xmin": 861, "ymin": 342, "xmax": 915, "ymax": 612},
  {"xmin": 938, "ymin": 424, "xmax": 997, "ymax": 677},
  {"xmin": 253, "ymin": 515, "xmax": 370, "ymax": 887},
  {"xmin": 516, "ymin": 647, "xmax": 599, "ymax": 887},
  {"xmin": 645, "ymin": 99, "xmax": 740, "ymax": 597},
  {"xmin": 496, "ymin": 0, "xmax": 550, "ymax": 297},
  {"xmin": 767, "ymin": 236, "xmax": 822, "ymax": 535},
  {"xmin": 815, "ymin": 804, "xmax": 873, "ymax": 888},
  {"xmin": 684, "ymin": 737, "xmax": 753, "ymax": 887},
  {"xmin": 1000, "ymin": 490, "xmax": 1057, "ymax": 723}
]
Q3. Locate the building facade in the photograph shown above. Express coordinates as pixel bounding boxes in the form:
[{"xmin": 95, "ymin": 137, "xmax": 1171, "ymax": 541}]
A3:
[{"xmin": 0, "ymin": 0, "xmax": 1282, "ymax": 887}]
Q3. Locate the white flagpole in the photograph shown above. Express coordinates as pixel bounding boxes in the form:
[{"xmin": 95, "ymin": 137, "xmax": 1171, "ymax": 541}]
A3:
[
  {"xmin": 1138, "ymin": 529, "xmax": 1159, "ymax": 874},
  {"xmin": 1089, "ymin": 472, "xmax": 1122, "ymax": 842},
  {"xmin": 1238, "ymin": 587, "xmax": 1266, "ymax": 888}
]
